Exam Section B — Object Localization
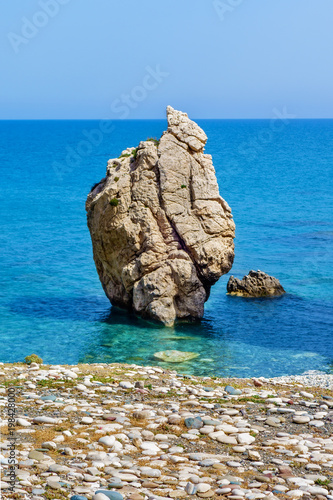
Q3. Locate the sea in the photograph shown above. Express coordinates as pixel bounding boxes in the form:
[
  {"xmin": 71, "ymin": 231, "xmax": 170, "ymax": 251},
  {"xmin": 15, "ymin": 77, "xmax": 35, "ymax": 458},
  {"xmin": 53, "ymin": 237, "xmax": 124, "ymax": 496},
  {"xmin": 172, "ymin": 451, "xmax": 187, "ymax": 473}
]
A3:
[{"xmin": 0, "ymin": 118, "xmax": 332, "ymax": 378}]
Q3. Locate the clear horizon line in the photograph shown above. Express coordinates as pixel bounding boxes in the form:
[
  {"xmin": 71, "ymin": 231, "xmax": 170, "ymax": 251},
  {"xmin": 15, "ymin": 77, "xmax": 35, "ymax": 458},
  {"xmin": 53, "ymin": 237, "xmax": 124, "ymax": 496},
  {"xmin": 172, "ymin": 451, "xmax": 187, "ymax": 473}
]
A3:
[{"xmin": 1, "ymin": 117, "xmax": 333, "ymax": 121}]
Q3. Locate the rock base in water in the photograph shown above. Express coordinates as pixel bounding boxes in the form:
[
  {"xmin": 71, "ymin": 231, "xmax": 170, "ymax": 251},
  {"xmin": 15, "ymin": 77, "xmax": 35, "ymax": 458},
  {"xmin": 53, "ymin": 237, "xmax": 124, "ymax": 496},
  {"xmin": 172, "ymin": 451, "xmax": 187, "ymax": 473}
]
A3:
[{"xmin": 227, "ymin": 270, "xmax": 285, "ymax": 297}]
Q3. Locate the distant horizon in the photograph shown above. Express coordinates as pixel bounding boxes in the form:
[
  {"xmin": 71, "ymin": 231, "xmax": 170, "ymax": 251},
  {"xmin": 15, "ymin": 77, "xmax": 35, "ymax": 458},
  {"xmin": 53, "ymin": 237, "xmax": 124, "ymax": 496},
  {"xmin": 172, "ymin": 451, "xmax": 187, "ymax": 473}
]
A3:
[{"xmin": 1, "ymin": 117, "xmax": 333, "ymax": 121}]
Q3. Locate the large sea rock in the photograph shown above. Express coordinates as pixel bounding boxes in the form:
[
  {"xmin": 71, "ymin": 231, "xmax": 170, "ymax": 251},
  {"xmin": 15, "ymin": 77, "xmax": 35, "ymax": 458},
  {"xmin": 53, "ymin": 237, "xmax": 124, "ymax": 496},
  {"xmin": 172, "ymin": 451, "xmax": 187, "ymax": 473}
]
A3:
[
  {"xmin": 86, "ymin": 106, "xmax": 235, "ymax": 325},
  {"xmin": 227, "ymin": 270, "xmax": 285, "ymax": 297}
]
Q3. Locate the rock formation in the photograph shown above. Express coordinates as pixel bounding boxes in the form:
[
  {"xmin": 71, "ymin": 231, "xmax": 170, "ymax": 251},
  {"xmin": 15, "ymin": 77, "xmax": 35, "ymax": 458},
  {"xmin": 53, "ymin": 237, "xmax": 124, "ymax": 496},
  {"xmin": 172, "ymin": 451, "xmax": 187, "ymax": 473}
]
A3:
[
  {"xmin": 86, "ymin": 106, "xmax": 235, "ymax": 326},
  {"xmin": 227, "ymin": 270, "xmax": 285, "ymax": 297}
]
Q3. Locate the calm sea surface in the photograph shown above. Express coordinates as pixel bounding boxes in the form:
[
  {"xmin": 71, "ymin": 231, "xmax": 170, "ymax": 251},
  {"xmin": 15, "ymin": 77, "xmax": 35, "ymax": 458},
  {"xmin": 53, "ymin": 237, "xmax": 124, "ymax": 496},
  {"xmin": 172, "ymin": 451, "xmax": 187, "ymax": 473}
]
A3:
[{"xmin": 0, "ymin": 119, "xmax": 332, "ymax": 377}]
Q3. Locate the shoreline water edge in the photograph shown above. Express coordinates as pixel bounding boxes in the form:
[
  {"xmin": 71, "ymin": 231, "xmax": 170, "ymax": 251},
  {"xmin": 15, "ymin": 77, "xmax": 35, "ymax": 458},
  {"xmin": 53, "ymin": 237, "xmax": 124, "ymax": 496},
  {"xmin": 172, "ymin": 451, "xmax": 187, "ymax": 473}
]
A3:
[{"xmin": 0, "ymin": 362, "xmax": 332, "ymax": 499}]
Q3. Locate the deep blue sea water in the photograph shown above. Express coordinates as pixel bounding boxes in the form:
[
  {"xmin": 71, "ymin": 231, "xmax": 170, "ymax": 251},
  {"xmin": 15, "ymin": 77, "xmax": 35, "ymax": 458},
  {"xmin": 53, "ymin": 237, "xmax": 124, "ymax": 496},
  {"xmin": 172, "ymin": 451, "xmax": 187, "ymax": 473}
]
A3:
[{"xmin": 0, "ymin": 119, "xmax": 332, "ymax": 377}]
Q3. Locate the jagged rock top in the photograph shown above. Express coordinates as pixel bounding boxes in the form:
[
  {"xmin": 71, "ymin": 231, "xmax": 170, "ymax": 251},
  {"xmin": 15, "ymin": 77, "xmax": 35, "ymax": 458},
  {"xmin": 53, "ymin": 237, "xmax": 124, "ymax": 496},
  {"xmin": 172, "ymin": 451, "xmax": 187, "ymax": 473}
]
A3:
[
  {"xmin": 227, "ymin": 271, "xmax": 286, "ymax": 297},
  {"xmin": 166, "ymin": 106, "xmax": 208, "ymax": 152},
  {"xmin": 86, "ymin": 107, "xmax": 235, "ymax": 326}
]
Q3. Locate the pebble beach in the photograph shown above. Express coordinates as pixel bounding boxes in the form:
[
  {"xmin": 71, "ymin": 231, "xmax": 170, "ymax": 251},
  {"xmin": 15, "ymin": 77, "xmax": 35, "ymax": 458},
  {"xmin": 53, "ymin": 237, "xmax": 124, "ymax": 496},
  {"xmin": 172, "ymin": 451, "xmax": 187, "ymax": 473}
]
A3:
[{"xmin": 0, "ymin": 362, "xmax": 332, "ymax": 500}]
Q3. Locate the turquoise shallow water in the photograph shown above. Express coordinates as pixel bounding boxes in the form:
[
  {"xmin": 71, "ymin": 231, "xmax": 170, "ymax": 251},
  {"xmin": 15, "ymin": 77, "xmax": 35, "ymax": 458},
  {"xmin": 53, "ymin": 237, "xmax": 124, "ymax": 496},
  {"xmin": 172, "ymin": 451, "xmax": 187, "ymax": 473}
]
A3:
[{"xmin": 0, "ymin": 119, "xmax": 332, "ymax": 377}]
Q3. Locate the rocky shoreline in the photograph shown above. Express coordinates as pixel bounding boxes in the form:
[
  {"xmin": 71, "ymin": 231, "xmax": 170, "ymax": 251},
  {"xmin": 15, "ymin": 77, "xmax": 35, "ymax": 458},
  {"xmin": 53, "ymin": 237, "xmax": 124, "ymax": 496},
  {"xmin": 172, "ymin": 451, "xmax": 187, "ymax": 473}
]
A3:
[{"xmin": 0, "ymin": 362, "xmax": 332, "ymax": 500}]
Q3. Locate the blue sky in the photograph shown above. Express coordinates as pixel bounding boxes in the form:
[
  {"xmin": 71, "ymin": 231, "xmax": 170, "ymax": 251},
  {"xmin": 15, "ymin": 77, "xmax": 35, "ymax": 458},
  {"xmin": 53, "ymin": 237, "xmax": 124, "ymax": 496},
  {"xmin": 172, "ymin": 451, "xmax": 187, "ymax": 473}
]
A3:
[{"xmin": 1, "ymin": 0, "xmax": 333, "ymax": 119}]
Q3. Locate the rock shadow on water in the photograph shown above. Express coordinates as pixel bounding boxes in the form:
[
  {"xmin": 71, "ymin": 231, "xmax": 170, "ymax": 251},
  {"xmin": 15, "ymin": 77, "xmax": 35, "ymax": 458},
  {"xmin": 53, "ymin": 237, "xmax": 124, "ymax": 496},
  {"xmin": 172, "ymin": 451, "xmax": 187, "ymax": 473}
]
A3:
[
  {"xmin": 8, "ymin": 294, "xmax": 215, "ymax": 338},
  {"xmin": 8, "ymin": 296, "xmax": 110, "ymax": 322}
]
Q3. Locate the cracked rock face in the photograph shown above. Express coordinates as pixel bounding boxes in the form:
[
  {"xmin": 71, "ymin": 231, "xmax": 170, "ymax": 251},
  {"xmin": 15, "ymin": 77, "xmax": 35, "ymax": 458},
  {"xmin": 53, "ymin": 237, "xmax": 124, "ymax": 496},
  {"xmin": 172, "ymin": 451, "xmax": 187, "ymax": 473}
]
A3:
[{"xmin": 86, "ymin": 106, "xmax": 235, "ymax": 326}]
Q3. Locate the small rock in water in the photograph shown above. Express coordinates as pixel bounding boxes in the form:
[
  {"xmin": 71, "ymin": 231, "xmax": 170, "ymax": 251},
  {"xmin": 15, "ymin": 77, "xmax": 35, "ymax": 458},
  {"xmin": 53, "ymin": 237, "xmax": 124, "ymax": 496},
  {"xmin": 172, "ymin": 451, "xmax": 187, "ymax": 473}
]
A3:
[
  {"xmin": 227, "ymin": 270, "xmax": 285, "ymax": 297},
  {"xmin": 153, "ymin": 350, "xmax": 199, "ymax": 363}
]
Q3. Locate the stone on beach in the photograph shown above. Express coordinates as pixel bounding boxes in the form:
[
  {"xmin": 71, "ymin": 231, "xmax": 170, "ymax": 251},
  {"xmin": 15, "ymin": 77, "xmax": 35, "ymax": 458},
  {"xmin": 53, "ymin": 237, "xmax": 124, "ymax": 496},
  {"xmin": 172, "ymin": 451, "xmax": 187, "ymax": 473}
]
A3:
[
  {"xmin": 98, "ymin": 435, "xmax": 116, "ymax": 447},
  {"xmin": 225, "ymin": 385, "xmax": 242, "ymax": 395},
  {"xmin": 92, "ymin": 495, "xmax": 114, "ymax": 500},
  {"xmin": 237, "ymin": 433, "xmax": 256, "ymax": 445},
  {"xmin": 293, "ymin": 415, "xmax": 311, "ymax": 424},
  {"xmin": 1, "ymin": 361, "xmax": 333, "ymax": 500},
  {"xmin": 33, "ymin": 416, "xmax": 59, "ymax": 424},
  {"xmin": 41, "ymin": 441, "xmax": 57, "ymax": 450},
  {"xmin": 28, "ymin": 450, "xmax": 46, "ymax": 461},
  {"xmin": 81, "ymin": 416, "xmax": 94, "ymax": 424},
  {"xmin": 94, "ymin": 491, "xmax": 124, "ymax": 500},
  {"xmin": 16, "ymin": 417, "xmax": 31, "ymax": 427},
  {"xmin": 185, "ymin": 416, "xmax": 203, "ymax": 429},
  {"xmin": 216, "ymin": 435, "xmax": 238, "ymax": 445},
  {"xmin": 119, "ymin": 380, "xmax": 134, "ymax": 389}
]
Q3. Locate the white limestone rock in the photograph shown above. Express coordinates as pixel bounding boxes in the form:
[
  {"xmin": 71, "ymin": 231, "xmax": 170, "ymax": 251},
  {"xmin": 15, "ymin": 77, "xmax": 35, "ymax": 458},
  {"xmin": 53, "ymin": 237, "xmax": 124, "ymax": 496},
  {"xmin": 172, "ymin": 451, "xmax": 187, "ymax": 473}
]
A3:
[{"xmin": 86, "ymin": 106, "xmax": 235, "ymax": 326}]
